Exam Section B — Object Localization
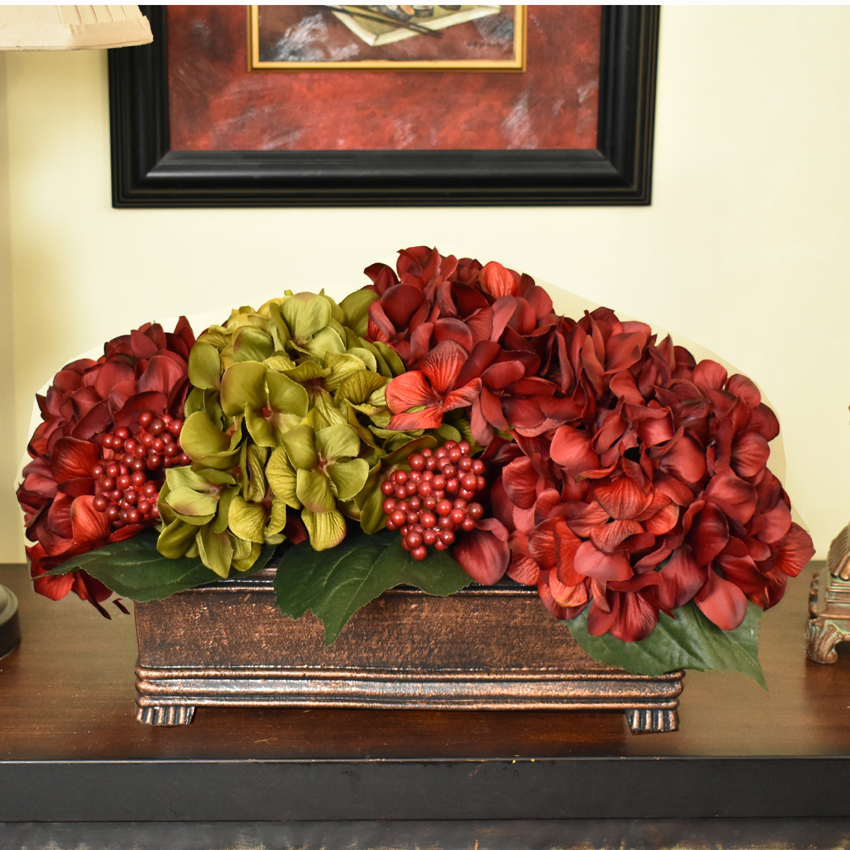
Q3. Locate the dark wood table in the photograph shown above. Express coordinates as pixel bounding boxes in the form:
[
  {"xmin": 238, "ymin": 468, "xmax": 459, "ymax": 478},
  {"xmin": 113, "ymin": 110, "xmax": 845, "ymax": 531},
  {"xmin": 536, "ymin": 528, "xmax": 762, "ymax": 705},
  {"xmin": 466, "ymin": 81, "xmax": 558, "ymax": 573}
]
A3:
[{"xmin": 2, "ymin": 560, "xmax": 850, "ymax": 849}]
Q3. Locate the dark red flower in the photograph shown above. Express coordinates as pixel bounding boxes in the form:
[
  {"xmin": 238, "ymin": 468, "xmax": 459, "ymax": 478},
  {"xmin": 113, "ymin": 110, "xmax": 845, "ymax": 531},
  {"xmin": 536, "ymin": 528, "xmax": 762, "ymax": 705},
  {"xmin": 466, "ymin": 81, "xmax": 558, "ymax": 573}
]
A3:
[
  {"xmin": 17, "ymin": 319, "xmax": 195, "ymax": 614},
  {"xmin": 385, "ymin": 340, "xmax": 482, "ymax": 431},
  {"xmin": 372, "ymin": 249, "xmax": 813, "ymax": 642},
  {"xmin": 491, "ymin": 306, "xmax": 813, "ymax": 641}
]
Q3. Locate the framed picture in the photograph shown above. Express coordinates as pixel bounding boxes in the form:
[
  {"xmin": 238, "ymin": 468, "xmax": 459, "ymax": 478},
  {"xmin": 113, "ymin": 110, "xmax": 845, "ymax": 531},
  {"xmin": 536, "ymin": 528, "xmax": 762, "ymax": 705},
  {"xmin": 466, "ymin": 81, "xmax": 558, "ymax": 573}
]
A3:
[
  {"xmin": 108, "ymin": 5, "xmax": 659, "ymax": 207},
  {"xmin": 249, "ymin": 5, "xmax": 527, "ymax": 72}
]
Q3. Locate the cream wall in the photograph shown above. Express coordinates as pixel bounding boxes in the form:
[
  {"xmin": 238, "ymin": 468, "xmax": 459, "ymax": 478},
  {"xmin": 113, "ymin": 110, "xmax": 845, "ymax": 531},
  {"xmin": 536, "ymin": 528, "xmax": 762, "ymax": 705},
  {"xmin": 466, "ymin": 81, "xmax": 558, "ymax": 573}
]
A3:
[{"xmin": 2, "ymin": 5, "xmax": 848, "ymax": 563}]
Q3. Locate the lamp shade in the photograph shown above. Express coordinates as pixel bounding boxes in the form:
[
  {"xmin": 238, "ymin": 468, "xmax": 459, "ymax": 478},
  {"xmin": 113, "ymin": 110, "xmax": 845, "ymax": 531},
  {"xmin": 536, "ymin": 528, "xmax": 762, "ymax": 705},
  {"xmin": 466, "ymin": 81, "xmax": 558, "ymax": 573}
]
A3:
[{"xmin": 0, "ymin": 5, "xmax": 152, "ymax": 51}]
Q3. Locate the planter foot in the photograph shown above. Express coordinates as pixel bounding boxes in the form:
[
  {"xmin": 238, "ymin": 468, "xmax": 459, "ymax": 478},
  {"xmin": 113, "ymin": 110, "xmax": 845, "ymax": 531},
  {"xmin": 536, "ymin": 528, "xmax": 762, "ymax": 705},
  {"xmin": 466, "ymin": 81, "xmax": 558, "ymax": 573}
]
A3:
[
  {"xmin": 626, "ymin": 707, "xmax": 678, "ymax": 734},
  {"xmin": 136, "ymin": 704, "xmax": 195, "ymax": 726}
]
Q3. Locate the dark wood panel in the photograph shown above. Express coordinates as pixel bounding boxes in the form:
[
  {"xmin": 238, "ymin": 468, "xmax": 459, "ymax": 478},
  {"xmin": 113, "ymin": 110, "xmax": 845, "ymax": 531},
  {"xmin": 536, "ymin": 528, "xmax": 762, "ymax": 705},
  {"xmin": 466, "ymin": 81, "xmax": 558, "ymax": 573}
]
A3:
[{"xmin": 5, "ymin": 818, "xmax": 850, "ymax": 850}]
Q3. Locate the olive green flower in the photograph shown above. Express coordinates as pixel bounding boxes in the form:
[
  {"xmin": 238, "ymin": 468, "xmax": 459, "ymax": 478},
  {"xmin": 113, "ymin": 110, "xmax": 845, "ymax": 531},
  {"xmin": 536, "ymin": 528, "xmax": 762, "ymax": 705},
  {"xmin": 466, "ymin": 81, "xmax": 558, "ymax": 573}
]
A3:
[{"xmin": 159, "ymin": 287, "xmax": 447, "ymax": 576}]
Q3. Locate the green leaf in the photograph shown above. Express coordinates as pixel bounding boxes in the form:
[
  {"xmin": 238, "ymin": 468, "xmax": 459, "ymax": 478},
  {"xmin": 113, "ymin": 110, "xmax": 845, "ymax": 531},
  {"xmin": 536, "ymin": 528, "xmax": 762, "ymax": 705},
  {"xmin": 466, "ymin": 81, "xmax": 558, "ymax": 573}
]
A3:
[
  {"xmin": 39, "ymin": 530, "xmax": 276, "ymax": 602},
  {"xmin": 565, "ymin": 601, "xmax": 767, "ymax": 688},
  {"xmin": 274, "ymin": 527, "xmax": 472, "ymax": 645}
]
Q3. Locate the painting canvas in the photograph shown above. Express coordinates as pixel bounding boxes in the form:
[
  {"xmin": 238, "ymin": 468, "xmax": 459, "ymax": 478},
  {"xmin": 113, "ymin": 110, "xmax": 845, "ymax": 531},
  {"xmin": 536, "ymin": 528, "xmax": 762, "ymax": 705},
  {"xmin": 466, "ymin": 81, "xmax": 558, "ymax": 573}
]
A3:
[
  {"xmin": 250, "ymin": 5, "xmax": 526, "ymax": 71},
  {"xmin": 168, "ymin": 5, "xmax": 600, "ymax": 152}
]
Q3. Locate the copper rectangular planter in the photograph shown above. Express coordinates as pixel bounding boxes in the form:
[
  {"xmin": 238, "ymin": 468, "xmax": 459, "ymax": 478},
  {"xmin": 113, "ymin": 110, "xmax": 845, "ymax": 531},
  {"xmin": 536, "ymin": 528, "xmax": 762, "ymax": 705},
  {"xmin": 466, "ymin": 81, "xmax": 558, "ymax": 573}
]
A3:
[{"xmin": 135, "ymin": 568, "xmax": 684, "ymax": 733}]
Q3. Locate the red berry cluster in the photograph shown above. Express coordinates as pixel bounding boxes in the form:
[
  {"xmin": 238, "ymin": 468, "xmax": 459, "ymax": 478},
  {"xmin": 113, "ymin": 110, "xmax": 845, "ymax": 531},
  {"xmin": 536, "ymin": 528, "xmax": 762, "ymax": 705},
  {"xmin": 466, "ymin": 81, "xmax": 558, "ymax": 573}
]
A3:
[
  {"xmin": 90, "ymin": 411, "xmax": 189, "ymax": 530},
  {"xmin": 381, "ymin": 440, "xmax": 486, "ymax": 561}
]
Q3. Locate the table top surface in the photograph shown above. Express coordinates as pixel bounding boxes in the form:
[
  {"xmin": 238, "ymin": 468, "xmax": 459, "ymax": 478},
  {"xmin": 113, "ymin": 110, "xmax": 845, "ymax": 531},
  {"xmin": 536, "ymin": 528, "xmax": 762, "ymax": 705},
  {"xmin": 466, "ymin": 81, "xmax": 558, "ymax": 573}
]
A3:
[{"xmin": 2, "ymin": 559, "xmax": 848, "ymax": 764}]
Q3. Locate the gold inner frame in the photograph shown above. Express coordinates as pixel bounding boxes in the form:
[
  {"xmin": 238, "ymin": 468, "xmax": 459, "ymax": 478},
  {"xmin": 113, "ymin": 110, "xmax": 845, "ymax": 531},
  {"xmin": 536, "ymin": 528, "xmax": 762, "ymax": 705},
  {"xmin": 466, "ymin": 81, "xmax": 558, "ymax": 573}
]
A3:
[{"xmin": 248, "ymin": 5, "xmax": 527, "ymax": 72}]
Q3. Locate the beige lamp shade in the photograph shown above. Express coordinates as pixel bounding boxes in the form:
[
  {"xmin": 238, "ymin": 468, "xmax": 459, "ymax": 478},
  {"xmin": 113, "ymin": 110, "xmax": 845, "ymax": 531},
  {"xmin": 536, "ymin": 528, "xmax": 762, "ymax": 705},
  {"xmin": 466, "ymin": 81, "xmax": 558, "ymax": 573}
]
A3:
[{"xmin": 0, "ymin": 5, "xmax": 152, "ymax": 51}]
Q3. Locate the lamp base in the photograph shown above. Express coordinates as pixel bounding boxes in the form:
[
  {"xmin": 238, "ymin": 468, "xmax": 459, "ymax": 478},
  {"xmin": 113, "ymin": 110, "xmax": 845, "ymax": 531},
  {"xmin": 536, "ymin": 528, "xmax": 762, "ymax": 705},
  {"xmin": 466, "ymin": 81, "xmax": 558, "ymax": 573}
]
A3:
[{"xmin": 0, "ymin": 584, "xmax": 21, "ymax": 659}]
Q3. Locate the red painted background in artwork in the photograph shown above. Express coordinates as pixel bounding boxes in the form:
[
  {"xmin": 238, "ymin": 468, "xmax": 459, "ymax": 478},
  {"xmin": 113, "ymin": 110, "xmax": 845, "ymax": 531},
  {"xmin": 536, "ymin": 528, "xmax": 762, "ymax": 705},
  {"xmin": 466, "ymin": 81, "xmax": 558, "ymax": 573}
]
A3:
[{"xmin": 166, "ymin": 5, "xmax": 602, "ymax": 152}]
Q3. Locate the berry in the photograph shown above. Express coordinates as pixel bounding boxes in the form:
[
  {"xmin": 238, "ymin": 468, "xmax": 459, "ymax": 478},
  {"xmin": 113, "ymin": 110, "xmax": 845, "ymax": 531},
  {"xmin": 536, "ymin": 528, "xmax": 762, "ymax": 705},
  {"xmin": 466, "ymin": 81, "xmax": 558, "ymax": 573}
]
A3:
[
  {"xmin": 380, "ymin": 444, "xmax": 489, "ymax": 560},
  {"xmin": 86, "ymin": 414, "xmax": 185, "ymax": 533}
]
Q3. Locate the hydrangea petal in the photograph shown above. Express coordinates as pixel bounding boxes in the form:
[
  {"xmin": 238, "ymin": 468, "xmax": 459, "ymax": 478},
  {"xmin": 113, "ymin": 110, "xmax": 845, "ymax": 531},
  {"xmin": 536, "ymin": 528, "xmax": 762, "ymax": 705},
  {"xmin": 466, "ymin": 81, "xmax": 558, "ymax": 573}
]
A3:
[
  {"xmin": 295, "ymin": 468, "xmax": 335, "ymax": 513},
  {"xmin": 328, "ymin": 458, "xmax": 369, "ymax": 502},
  {"xmin": 418, "ymin": 340, "xmax": 467, "ymax": 396},
  {"xmin": 302, "ymin": 508, "xmax": 347, "ymax": 551},
  {"xmin": 574, "ymin": 541, "xmax": 633, "ymax": 581},
  {"xmin": 50, "ymin": 437, "xmax": 99, "ymax": 483},
  {"xmin": 385, "ymin": 371, "xmax": 440, "ymax": 413},
  {"xmin": 550, "ymin": 426, "xmax": 599, "ymax": 479},
  {"xmin": 452, "ymin": 526, "xmax": 510, "ymax": 585},
  {"xmin": 695, "ymin": 568, "xmax": 749, "ymax": 630}
]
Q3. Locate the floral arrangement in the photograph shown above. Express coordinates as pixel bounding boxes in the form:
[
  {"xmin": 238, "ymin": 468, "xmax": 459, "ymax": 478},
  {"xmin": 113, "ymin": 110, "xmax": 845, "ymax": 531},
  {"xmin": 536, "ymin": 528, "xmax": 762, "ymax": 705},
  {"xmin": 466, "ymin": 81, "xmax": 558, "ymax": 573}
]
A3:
[{"xmin": 16, "ymin": 247, "xmax": 814, "ymax": 683}]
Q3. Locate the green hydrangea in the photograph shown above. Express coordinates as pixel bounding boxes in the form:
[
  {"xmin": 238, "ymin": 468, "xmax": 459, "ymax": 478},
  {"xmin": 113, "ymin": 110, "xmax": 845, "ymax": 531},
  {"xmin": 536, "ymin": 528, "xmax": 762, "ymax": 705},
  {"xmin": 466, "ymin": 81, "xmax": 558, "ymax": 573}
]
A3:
[{"xmin": 157, "ymin": 289, "xmax": 436, "ymax": 574}]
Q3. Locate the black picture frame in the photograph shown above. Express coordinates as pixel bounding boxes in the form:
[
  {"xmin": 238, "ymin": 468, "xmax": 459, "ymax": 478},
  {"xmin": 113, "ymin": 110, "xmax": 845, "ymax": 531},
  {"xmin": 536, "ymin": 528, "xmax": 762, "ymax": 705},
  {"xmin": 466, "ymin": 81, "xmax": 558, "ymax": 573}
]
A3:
[{"xmin": 108, "ymin": 5, "xmax": 659, "ymax": 208}]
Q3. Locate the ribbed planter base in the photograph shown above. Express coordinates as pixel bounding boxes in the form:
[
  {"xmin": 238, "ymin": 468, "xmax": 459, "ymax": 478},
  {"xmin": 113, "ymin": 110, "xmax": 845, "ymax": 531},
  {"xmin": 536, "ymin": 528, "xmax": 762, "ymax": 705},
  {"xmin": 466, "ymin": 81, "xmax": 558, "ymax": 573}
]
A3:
[{"xmin": 135, "ymin": 569, "xmax": 684, "ymax": 733}]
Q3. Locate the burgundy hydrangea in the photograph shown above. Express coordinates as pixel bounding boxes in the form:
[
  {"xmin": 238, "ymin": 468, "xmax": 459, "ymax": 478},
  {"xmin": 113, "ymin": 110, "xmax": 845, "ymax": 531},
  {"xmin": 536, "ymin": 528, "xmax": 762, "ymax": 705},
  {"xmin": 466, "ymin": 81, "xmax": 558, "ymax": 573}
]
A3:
[
  {"xmin": 374, "ymin": 249, "xmax": 813, "ymax": 641},
  {"xmin": 16, "ymin": 319, "xmax": 195, "ymax": 614},
  {"xmin": 490, "ymin": 308, "xmax": 814, "ymax": 641}
]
